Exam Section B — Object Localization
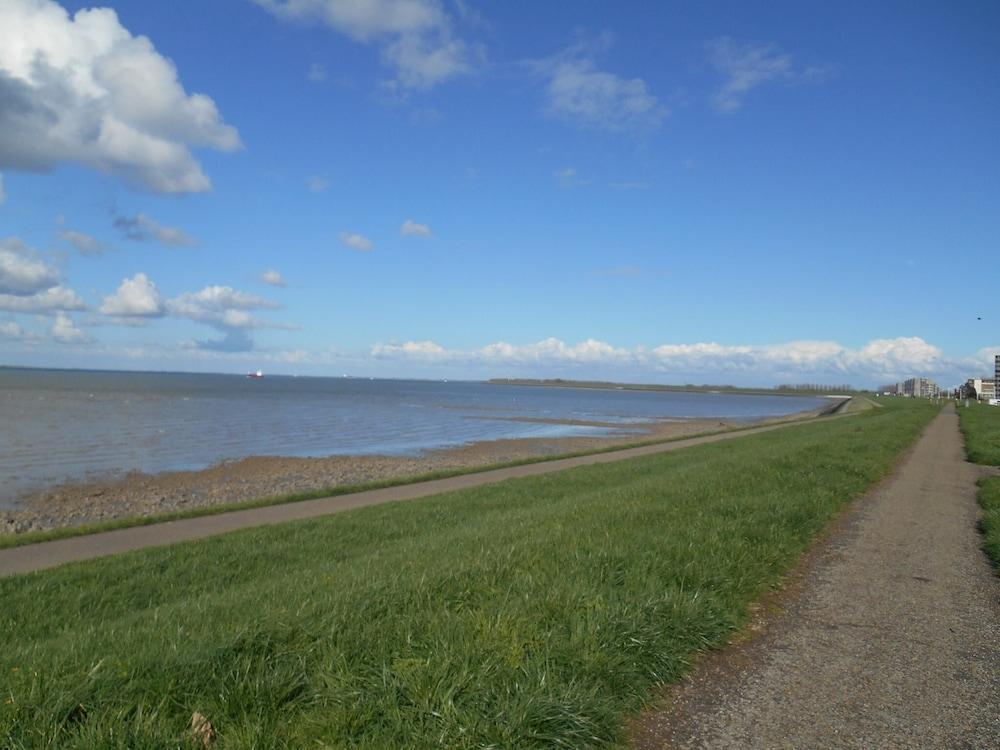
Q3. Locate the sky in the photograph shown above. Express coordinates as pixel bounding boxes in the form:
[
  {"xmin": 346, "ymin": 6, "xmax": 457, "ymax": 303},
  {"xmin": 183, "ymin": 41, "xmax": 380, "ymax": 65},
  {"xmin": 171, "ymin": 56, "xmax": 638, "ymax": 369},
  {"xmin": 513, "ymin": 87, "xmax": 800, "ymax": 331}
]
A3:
[{"xmin": 1, "ymin": 0, "xmax": 998, "ymax": 387}]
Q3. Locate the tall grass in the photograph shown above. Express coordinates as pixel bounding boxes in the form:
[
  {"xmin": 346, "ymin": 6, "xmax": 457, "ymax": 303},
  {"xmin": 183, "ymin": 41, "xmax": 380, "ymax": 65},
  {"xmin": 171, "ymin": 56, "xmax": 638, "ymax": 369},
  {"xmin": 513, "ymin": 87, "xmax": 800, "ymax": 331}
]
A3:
[
  {"xmin": 977, "ymin": 479, "xmax": 1000, "ymax": 571},
  {"xmin": 958, "ymin": 401, "xmax": 1000, "ymax": 466},
  {"xmin": 0, "ymin": 401, "xmax": 936, "ymax": 748},
  {"xmin": 958, "ymin": 401, "xmax": 1000, "ymax": 572}
]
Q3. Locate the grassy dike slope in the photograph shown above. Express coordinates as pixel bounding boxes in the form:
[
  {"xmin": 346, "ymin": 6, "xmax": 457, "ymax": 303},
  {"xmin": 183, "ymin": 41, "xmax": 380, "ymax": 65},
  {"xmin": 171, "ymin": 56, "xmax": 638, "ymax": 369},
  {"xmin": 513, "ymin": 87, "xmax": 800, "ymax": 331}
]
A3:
[
  {"xmin": 1, "ymin": 401, "xmax": 936, "ymax": 749},
  {"xmin": 958, "ymin": 402, "xmax": 1000, "ymax": 569}
]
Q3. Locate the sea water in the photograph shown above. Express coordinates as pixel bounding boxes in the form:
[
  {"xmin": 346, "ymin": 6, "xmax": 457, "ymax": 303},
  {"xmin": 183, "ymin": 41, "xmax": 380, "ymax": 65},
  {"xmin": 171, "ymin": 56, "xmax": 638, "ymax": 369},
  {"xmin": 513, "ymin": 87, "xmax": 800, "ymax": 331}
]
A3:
[{"xmin": 0, "ymin": 368, "xmax": 826, "ymax": 507}]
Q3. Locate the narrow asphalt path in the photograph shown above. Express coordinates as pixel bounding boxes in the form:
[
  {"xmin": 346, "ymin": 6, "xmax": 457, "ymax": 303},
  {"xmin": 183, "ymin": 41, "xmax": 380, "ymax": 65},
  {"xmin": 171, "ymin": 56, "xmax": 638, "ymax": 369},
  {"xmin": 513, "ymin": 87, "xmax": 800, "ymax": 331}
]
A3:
[
  {"xmin": 0, "ymin": 416, "xmax": 825, "ymax": 578},
  {"xmin": 632, "ymin": 404, "xmax": 1000, "ymax": 749}
]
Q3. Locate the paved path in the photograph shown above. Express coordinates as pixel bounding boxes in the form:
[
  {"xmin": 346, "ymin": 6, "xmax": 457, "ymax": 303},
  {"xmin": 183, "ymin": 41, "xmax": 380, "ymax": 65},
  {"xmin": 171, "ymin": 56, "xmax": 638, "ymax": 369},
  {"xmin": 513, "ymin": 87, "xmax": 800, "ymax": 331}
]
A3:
[
  {"xmin": 0, "ymin": 417, "xmax": 825, "ymax": 578},
  {"xmin": 632, "ymin": 405, "xmax": 1000, "ymax": 749}
]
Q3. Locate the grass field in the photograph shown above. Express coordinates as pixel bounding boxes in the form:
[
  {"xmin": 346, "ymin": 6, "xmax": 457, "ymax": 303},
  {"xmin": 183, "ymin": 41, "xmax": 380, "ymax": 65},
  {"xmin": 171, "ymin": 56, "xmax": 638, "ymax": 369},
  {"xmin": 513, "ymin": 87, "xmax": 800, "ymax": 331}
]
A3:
[
  {"xmin": 958, "ymin": 401, "xmax": 1000, "ymax": 465},
  {"xmin": 1, "ymin": 400, "xmax": 936, "ymax": 749},
  {"xmin": 958, "ymin": 401, "xmax": 1000, "ymax": 571}
]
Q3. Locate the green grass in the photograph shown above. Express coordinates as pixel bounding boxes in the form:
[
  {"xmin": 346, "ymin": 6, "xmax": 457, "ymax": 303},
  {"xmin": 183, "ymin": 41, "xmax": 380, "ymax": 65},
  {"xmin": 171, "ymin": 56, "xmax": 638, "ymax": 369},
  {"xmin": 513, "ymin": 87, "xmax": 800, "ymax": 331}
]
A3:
[
  {"xmin": 957, "ymin": 401, "xmax": 1000, "ymax": 571},
  {"xmin": 0, "ymin": 401, "xmax": 937, "ymax": 748},
  {"xmin": 0, "ymin": 412, "xmax": 836, "ymax": 551},
  {"xmin": 958, "ymin": 400, "xmax": 1000, "ymax": 466},
  {"xmin": 977, "ymin": 478, "xmax": 1000, "ymax": 570},
  {"xmin": 842, "ymin": 395, "xmax": 878, "ymax": 413}
]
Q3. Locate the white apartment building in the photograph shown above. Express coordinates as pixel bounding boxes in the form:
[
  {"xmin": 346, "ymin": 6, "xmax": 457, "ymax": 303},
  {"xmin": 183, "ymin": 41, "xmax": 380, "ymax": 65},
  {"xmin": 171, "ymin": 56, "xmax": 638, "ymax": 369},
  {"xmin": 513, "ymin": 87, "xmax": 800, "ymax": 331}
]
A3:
[
  {"xmin": 902, "ymin": 377, "xmax": 939, "ymax": 398},
  {"xmin": 969, "ymin": 378, "xmax": 996, "ymax": 401}
]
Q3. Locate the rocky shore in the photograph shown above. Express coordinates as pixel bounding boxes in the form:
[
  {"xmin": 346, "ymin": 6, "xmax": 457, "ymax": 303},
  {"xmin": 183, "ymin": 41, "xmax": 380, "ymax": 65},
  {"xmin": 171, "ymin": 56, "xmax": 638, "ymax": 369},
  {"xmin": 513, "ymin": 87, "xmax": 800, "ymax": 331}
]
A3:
[{"xmin": 0, "ymin": 408, "xmax": 830, "ymax": 536}]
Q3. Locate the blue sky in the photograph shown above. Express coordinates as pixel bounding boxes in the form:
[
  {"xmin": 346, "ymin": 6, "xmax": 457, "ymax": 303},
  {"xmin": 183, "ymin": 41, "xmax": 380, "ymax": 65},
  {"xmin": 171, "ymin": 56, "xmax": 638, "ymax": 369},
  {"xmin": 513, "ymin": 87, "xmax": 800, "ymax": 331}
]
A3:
[{"xmin": 1, "ymin": 0, "xmax": 998, "ymax": 386}]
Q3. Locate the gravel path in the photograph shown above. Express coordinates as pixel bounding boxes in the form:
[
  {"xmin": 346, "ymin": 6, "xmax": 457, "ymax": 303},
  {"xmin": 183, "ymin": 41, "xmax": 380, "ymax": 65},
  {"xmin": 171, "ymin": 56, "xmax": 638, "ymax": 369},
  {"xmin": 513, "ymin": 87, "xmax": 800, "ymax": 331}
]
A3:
[{"xmin": 632, "ymin": 404, "xmax": 1000, "ymax": 749}]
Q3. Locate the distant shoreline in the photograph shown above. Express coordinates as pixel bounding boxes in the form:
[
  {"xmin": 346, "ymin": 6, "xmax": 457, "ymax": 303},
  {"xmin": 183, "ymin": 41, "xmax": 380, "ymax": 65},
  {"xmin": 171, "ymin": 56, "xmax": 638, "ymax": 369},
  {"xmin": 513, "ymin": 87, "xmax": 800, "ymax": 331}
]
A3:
[{"xmin": 488, "ymin": 378, "xmax": 856, "ymax": 398}]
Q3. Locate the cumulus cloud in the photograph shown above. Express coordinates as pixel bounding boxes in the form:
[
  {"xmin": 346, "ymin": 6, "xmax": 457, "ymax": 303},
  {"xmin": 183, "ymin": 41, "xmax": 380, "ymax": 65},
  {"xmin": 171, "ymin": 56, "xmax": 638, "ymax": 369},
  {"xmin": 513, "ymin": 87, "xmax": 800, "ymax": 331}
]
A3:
[
  {"xmin": 58, "ymin": 228, "xmax": 110, "ymax": 256},
  {"xmin": 340, "ymin": 232, "xmax": 373, "ymax": 251},
  {"xmin": 0, "ymin": 236, "xmax": 88, "ymax": 315},
  {"xmin": 114, "ymin": 213, "xmax": 195, "ymax": 246},
  {"xmin": 51, "ymin": 311, "xmax": 91, "ymax": 344},
  {"xmin": 167, "ymin": 285, "xmax": 280, "ymax": 330},
  {"xmin": 193, "ymin": 330, "xmax": 255, "ymax": 352},
  {"xmin": 372, "ymin": 339, "xmax": 447, "ymax": 359},
  {"xmin": 99, "ymin": 272, "xmax": 165, "ymax": 317},
  {"xmin": 0, "ymin": 284, "xmax": 86, "ymax": 314},
  {"xmin": 0, "ymin": 0, "xmax": 240, "ymax": 192},
  {"xmin": 260, "ymin": 268, "xmax": 287, "ymax": 287},
  {"xmin": 706, "ymin": 37, "xmax": 828, "ymax": 113},
  {"xmin": 400, "ymin": 219, "xmax": 431, "ymax": 237},
  {"xmin": 0, "ymin": 320, "xmax": 36, "ymax": 341},
  {"xmin": 370, "ymin": 335, "xmax": 965, "ymax": 385},
  {"xmin": 534, "ymin": 39, "xmax": 667, "ymax": 132},
  {"xmin": 253, "ymin": 0, "xmax": 477, "ymax": 89},
  {"xmin": 973, "ymin": 346, "xmax": 1000, "ymax": 374},
  {"xmin": 0, "ymin": 237, "xmax": 60, "ymax": 294},
  {"xmin": 171, "ymin": 284, "xmax": 289, "ymax": 352},
  {"xmin": 383, "ymin": 32, "xmax": 473, "ymax": 89}
]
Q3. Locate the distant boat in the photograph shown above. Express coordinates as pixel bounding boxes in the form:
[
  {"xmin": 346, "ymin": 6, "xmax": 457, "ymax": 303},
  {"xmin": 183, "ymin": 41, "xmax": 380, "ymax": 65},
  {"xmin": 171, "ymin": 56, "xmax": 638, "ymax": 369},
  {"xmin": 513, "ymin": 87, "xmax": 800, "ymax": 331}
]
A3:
[{"xmin": 247, "ymin": 369, "xmax": 264, "ymax": 379}]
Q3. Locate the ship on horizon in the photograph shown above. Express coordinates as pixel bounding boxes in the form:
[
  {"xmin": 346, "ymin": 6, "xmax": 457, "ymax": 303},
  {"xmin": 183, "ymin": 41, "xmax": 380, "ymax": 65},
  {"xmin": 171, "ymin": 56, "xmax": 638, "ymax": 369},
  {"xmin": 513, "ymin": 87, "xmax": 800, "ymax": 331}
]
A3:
[{"xmin": 247, "ymin": 369, "xmax": 263, "ymax": 379}]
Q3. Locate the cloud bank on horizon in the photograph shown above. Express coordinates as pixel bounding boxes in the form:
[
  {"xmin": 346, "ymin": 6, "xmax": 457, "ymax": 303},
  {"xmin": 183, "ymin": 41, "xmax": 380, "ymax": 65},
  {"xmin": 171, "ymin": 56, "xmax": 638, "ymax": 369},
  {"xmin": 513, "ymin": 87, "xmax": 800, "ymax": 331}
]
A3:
[
  {"xmin": 368, "ymin": 336, "xmax": 997, "ymax": 386},
  {"xmin": 0, "ymin": 0, "xmax": 996, "ymax": 387}
]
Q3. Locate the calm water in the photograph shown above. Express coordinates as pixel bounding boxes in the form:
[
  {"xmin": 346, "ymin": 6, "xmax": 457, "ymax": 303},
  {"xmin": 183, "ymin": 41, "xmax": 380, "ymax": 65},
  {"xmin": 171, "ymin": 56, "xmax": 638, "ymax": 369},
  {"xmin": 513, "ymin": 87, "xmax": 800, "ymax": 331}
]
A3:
[{"xmin": 0, "ymin": 368, "xmax": 826, "ymax": 507}]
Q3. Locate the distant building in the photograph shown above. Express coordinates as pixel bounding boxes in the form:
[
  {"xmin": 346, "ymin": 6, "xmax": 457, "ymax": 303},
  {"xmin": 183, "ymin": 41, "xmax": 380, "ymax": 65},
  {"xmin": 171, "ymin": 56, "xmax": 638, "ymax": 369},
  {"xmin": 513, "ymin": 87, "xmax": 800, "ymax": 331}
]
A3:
[
  {"xmin": 901, "ymin": 377, "xmax": 939, "ymax": 398},
  {"xmin": 968, "ymin": 377, "xmax": 997, "ymax": 401},
  {"xmin": 957, "ymin": 354, "xmax": 1000, "ymax": 402}
]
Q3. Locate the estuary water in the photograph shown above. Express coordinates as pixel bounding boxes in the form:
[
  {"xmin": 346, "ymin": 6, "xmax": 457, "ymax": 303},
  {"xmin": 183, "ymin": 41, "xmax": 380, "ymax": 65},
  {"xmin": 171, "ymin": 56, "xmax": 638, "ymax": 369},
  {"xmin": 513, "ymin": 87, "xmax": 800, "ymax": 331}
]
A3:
[{"xmin": 0, "ymin": 368, "xmax": 826, "ymax": 507}]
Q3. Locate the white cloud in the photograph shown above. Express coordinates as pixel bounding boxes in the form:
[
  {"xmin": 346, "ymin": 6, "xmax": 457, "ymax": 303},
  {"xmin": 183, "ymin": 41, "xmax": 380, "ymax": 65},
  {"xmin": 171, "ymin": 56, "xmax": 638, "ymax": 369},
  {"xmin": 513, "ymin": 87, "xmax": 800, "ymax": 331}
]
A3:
[
  {"xmin": 372, "ymin": 339, "xmax": 447, "ymax": 359},
  {"xmin": 535, "ymin": 41, "xmax": 667, "ymax": 132},
  {"xmin": 167, "ymin": 285, "xmax": 279, "ymax": 330},
  {"xmin": 51, "ymin": 311, "xmax": 91, "ymax": 344},
  {"xmin": 0, "ymin": 0, "xmax": 240, "ymax": 193},
  {"xmin": 0, "ymin": 320, "xmax": 35, "ymax": 340},
  {"xmin": 190, "ymin": 330, "xmax": 255, "ymax": 352},
  {"xmin": 708, "ymin": 37, "xmax": 796, "ymax": 113},
  {"xmin": 58, "ymin": 228, "xmax": 110, "ymax": 256},
  {"xmin": 113, "ymin": 213, "xmax": 195, "ymax": 246},
  {"xmin": 254, "ymin": 0, "xmax": 443, "ymax": 38},
  {"xmin": 260, "ymin": 268, "xmax": 287, "ymax": 287},
  {"xmin": 340, "ymin": 232, "xmax": 373, "ymax": 251},
  {"xmin": 253, "ymin": 0, "xmax": 476, "ymax": 89},
  {"xmin": 99, "ymin": 272, "xmax": 165, "ymax": 317},
  {"xmin": 0, "ymin": 237, "xmax": 60, "ymax": 295},
  {"xmin": 400, "ymin": 219, "xmax": 431, "ymax": 237},
  {"xmin": 973, "ymin": 346, "xmax": 1000, "ymax": 374},
  {"xmin": 851, "ymin": 337, "xmax": 944, "ymax": 374},
  {"xmin": 307, "ymin": 62, "xmax": 328, "ymax": 82},
  {"xmin": 0, "ymin": 285, "xmax": 86, "ymax": 314},
  {"xmin": 369, "ymin": 335, "xmax": 967, "ymax": 385},
  {"xmin": 306, "ymin": 175, "xmax": 331, "ymax": 192},
  {"xmin": 382, "ymin": 32, "xmax": 473, "ymax": 89}
]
